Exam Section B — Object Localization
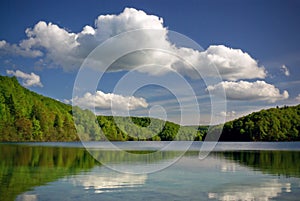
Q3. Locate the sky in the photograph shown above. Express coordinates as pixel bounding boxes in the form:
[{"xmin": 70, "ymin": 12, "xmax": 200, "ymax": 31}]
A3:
[{"xmin": 0, "ymin": 0, "xmax": 300, "ymax": 125}]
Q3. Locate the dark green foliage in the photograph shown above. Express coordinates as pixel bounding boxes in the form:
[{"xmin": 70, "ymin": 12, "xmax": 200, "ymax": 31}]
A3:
[
  {"xmin": 4, "ymin": 75, "xmax": 299, "ymax": 142},
  {"xmin": 73, "ymin": 107, "xmax": 104, "ymax": 141},
  {"xmin": 0, "ymin": 75, "xmax": 203, "ymax": 141},
  {"xmin": 219, "ymin": 151, "xmax": 300, "ymax": 177},
  {"xmin": 0, "ymin": 75, "xmax": 78, "ymax": 141},
  {"xmin": 96, "ymin": 116, "xmax": 205, "ymax": 141},
  {"xmin": 97, "ymin": 116, "xmax": 129, "ymax": 141},
  {"xmin": 158, "ymin": 121, "xmax": 179, "ymax": 141},
  {"xmin": 220, "ymin": 105, "xmax": 300, "ymax": 141},
  {"xmin": 0, "ymin": 144, "xmax": 99, "ymax": 201},
  {"xmin": 195, "ymin": 126, "xmax": 209, "ymax": 141},
  {"xmin": 97, "ymin": 116, "xmax": 164, "ymax": 141},
  {"xmin": 131, "ymin": 116, "xmax": 151, "ymax": 127}
]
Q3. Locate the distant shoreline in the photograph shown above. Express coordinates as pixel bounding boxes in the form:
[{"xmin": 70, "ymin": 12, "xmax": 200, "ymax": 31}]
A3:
[{"xmin": 2, "ymin": 141, "xmax": 300, "ymax": 151}]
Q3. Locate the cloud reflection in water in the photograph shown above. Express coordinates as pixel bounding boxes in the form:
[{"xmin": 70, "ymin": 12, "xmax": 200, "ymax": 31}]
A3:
[
  {"xmin": 208, "ymin": 179, "xmax": 291, "ymax": 201},
  {"xmin": 68, "ymin": 171, "xmax": 147, "ymax": 194}
]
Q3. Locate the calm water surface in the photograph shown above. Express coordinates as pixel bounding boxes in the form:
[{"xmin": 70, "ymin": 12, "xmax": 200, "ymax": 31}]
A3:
[{"xmin": 1, "ymin": 142, "xmax": 300, "ymax": 201}]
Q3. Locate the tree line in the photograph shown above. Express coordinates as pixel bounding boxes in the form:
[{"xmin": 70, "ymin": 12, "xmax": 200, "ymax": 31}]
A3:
[
  {"xmin": 220, "ymin": 105, "xmax": 300, "ymax": 141},
  {"xmin": 0, "ymin": 76, "xmax": 78, "ymax": 141},
  {"xmin": 1, "ymin": 75, "xmax": 299, "ymax": 142},
  {"xmin": 0, "ymin": 75, "xmax": 205, "ymax": 141}
]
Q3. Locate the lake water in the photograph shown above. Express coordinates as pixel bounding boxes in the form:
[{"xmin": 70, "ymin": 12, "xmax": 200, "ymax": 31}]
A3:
[{"xmin": 1, "ymin": 142, "xmax": 300, "ymax": 201}]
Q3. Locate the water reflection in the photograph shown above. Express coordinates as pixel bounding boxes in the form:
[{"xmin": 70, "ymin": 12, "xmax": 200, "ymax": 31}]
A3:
[
  {"xmin": 218, "ymin": 151, "xmax": 300, "ymax": 177},
  {"xmin": 208, "ymin": 179, "xmax": 291, "ymax": 201},
  {"xmin": 0, "ymin": 144, "xmax": 300, "ymax": 201},
  {"xmin": 69, "ymin": 171, "xmax": 147, "ymax": 194},
  {"xmin": 0, "ymin": 144, "xmax": 179, "ymax": 201},
  {"xmin": 16, "ymin": 194, "xmax": 38, "ymax": 201},
  {"xmin": 0, "ymin": 144, "xmax": 98, "ymax": 201},
  {"xmin": 90, "ymin": 150, "xmax": 180, "ymax": 174}
]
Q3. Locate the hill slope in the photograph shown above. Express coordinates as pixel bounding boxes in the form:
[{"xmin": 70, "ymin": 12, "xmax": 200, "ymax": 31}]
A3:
[
  {"xmin": 220, "ymin": 105, "xmax": 300, "ymax": 141},
  {"xmin": 1, "ymin": 75, "xmax": 299, "ymax": 142},
  {"xmin": 0, "ymin": 76, "xmax": 78, "ymax": 141},
  {"xmin": 0, "ymin": 75, "xmax": 204, "ymax": 141}
]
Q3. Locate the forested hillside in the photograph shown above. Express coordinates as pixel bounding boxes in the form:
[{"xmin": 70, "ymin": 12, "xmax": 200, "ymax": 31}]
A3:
[
  {"xmin": 220, "ymin": 105, "xmax": 300, "ymax": 141},
  {"xmin": 0, "ymin": 76, "xmax": 78, "ymax": 141},
  {"xmin": 73, "ymin": 109, "xmax": 205, "ymax": 141},
  {"xmin": 1, "ymin": 75, "xmax": 300, "ymax": 142},
  {"xmin": 96, "ymin": 116, "xmax": 205, "ymax": 141},
  {"xmin": 0, "ymin": 75, "xmax": 205, "ymax": 141}
]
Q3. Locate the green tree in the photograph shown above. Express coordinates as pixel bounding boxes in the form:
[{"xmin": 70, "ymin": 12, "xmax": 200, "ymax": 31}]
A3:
[
  {"xmin": 32, "ymin": 118, "xmax": 43, "ymax": 140},
  {"xmin": 159, "ymin": 121, "xmax": 179, "ymax": 141}
]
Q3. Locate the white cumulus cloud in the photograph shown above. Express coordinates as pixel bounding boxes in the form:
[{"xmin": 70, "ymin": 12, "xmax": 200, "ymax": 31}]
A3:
[
  {"xmin": 219, "ymin": 111, "xmax": 236, "ymax": 118},
  {"xmin": 0, "ymin": 40, "xmax": 43, "ymax": 58},
  {"xmin": 207, "ymin": 80, "xmax": 289, "ymax": 103},
  {"xmin": 0, "ymin": 8, "xmax": 266, "ymax": 81},
  {"xmin": 296, "ymin": 94, "xmax": 300, "ymax": 102},
  {"xmin": 72, "ymin": 90, "xmax": 148, "ymax": 110},
  {"xmin": 201, "ymin": 45, "xmax": 266, "ymax": 80},
  {"xmin": 94, "ymin": 7, "xmax": 165, "ymax": 41},
  {"xmin": 280, "ymin": 64, "xmax": 290, "ymax": 76},
  {"xmin": 6, "ymin": 70, "xmax": 43, "ymax": 87},
  {"xmin": 0, "ymin": 40, "xmax": 6, "ymax": 48}
]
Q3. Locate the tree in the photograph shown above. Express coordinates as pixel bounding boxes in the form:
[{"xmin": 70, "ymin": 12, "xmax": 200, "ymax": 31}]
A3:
[
  {"xmin": 158, "ymin": 122, "xmax": 179, "ymax": 141},
  {"xmin": 15, "ymin": 117, "xmax": 32, "ymax": 140},
  {"xmin": 32, "ymin": 118, "xmax": 43, "ymax": 141},
  {"xmin": 221, "ymin": 104, "xmax": 300, "ymax": 141}
]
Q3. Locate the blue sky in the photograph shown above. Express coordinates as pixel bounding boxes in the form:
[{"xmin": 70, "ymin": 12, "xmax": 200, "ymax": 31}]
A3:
[{"xmin": 0, "ymin": 0, "xmax": 300, "ymax": 125}]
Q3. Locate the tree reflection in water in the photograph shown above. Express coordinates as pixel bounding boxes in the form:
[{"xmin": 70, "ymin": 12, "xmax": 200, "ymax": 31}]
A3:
[
  {"xmin": 214, "ymin": 151, "xmax": 300, "ymax": 177},
  {"xmin": 1, "ymin": 144, "xmax": 300, "ymax": 201}
]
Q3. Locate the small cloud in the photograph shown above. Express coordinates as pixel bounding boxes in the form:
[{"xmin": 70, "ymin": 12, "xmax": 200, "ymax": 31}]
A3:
[
  {"xmin": 0, "ymin": 40, "xmax": 43, "ymax": 58},
  {"xmin": 220, "ymin": 111, "xmax": 236, "ymax": 118},
  {"xmin": 296, "ymin": 94, "xmax": 300, "ymax": 102},
  {"xmin": 63, "ymin": 99, "xmax": 71, "ymax": 104},
  {"xmin": 280, "ymin": 65, "xmax": 290, "ymax": 76},
  {"xmin": 72, "ymin": 90, "xmax": 148, "ymax": 111},
  {"xmin": 6, "ymin": 70, "xmax": 43, "ymax": 87},
  {"xmin": 0, "ymin": 40, "xmax": 6, "ymax": 48},
  {"xmin": 207, "ymin": 80, "xmax": 289, "ymax": 103}
]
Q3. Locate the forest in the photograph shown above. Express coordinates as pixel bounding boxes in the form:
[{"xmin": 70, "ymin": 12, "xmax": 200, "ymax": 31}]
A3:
[
  {"xmin": 0, "ymin": 75, "xmax": 204, "ymax": 141},
  {"xmin": 0, "ymin": 76, "xmax": 78, "ymax": 141},
  {"xmin": 0, "ymin": 75, "xmax": 300, "ymax": 141},
  {"xmin": 220, "ymin": 104, "xmax": 300, "ymax": 141}
]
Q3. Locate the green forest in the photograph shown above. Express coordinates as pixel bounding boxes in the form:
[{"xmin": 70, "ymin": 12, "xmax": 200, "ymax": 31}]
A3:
[
  {"xmin": 0, "ymin": 75, "xmax": 204, "ymax": 141},
  {"xmin": 0, "ymin": 75, "xmax": 300, "ymax": 141},
  {"xmin": 220, "ymin": 104, "xmax": 300, "ymax": 141},
  {"xmin": 0, "ymin": 76, "xmax": 78, "ymax": 141}
]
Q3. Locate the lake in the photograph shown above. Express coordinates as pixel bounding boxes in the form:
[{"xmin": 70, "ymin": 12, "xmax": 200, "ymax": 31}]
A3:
[{"xmin": 1, "ymin": 142, "xmax": 300, "ymax": 201}]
